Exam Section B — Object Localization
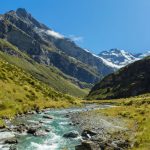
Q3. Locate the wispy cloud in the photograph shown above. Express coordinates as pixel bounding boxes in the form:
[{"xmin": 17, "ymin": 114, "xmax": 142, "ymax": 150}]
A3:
[
  {"xmin": 45, "ymin": 29, "xmax": 83, "ymax": 43},
  {"xmin": 68, "ymin": 35, "xmax": 84, "ymax": 43},
  {"xmin": 46, "ymin": 30, "xmax": 64, "ymax": 39}
]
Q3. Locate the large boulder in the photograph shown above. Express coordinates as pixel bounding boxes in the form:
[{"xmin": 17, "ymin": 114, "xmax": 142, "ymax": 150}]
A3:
[
  {"xmin": 112, "ymin": 140, "xmax": 130, "ymax": 149},
  {"xmin": 43, "ymin": 115, "xmax": 53, "ymax": 119},
  {"xmin": 75, "ymin": 141, "xmax": 100, "ymax": 150},
  {"xmin": 45, "ymin": 128, "xmax": 51, "ymax": 132},
  {"xmin": 16, "ymin": 124, "xmax": 28, "ymax": 133},
  {"xmin": 34, "ymin": 130, "xmax": 47, "ymax": 136},
  {"xmin": 63, "ymin": 131, "xmax": 79, "ymax": 138},
  {"xmin": 0, "ymin": 124, "xmax": 6, "ymax": 129},
  {"xmin": 5, "ymin": 138, "xmax": 18, "ymax": 144},
  {"xmin": 9, "ymin": 145, "xmax": 17, "ymax": 150},
  {"xmin": 27, "ymin": 127, "xmax": 37, "ymax": 134},
  {"xmin": 81, "ymin": 129, "xmax": 97, "ymax": 138},
  {"xmin": 27, "ymin": 127, "xmax": 46, "ymax": 136}
]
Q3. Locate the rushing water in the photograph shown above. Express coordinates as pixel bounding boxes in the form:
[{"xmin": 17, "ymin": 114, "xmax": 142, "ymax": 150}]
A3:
[{"xmin": 0, "ymin": 104, "xmax": 112, "ymax": 150}]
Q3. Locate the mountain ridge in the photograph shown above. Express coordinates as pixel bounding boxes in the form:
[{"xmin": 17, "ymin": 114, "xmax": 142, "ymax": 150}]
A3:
[
  {"xmin": 87, "ymin": 56, "xmax": 150, "ymax": 100},
  {"xmin": 98, "ymin": 48, "xmax": 150, "ymax": 68},
  {"xmin": 0, "ymin": 8, "xmax": 104, "ymax": 84},
  {"xmin": 1, "ymin": 8, "xmax": 150, "ymax": 98}
]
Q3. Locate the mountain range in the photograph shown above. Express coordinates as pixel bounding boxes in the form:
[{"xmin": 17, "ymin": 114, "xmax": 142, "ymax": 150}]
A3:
[
  {"xmin": 98, "ymin": 49, "xmax": 150, "ymax": 69},
  {"xmin": 0, "ymin": 8, "xmax": 150, "ymax": 99},
  {"xmin": 0, "ymin": 8, "xmax": 121, "ymax": 97}
]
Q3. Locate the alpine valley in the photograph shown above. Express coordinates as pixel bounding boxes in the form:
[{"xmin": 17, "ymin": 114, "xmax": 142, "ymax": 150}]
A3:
[{"xmin": 0, "ymin": 8, "xmax": 150, "ymax": 150}]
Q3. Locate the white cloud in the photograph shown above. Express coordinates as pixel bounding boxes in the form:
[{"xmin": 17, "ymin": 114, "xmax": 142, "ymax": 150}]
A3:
[
  {"xmin": 68, "ymin": 35, "xmax": 83, "ymax": 42},
  {"xmin": 45, "ymin": 30, "xmax": 83, "ymax": 43},
  {"xmin": 46, "ymin": 30, "xmax": 64, "ymax": 39}
]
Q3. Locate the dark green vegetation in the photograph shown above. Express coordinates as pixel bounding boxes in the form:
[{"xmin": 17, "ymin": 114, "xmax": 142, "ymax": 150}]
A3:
[{"xmin": 87, "ymin": 56, "xmax": 150, "ymax": 100}]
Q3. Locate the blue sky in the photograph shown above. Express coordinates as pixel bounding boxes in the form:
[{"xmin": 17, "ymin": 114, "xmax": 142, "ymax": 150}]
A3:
[{"xmin": 0, "ymin": 0, "xmax": 150, "ymax": 54}]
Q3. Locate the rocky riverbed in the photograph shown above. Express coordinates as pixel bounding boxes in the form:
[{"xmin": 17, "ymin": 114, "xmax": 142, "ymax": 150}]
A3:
[
  {"xmin": 70, "ymin": 108, "xmax": 132, "ymax": 150},
  {"xmin": 0, "ymin": 104, "xmax": 132, "ymax": 150}
]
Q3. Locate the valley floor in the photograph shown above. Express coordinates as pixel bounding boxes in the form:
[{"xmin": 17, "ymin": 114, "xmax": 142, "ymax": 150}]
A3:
[{"xmin": 0, "ymin": 94, "xmax": 149, "ymax": 150}]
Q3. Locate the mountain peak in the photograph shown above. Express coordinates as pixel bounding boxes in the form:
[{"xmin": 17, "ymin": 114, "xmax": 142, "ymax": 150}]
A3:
[
  {"xmin": 4, "ymin": 8, "xmax": 49, "ymax": 30},
  {"xmin": 16, "ymin": 8, "xmax": 30, "ymax": 18},
  {"xmin": 99, "ymin": 49, "xmax": 138, "ymax": 68}
]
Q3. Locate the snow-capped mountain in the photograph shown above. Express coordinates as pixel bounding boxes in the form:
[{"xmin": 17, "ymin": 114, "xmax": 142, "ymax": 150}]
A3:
[
  {"xmin": 137, "ymin": 51, "xmax": 150, "ymax": 58},
  {"xmin": 98, "ymin": 49, "xmax": 150, "ymax": 68}
]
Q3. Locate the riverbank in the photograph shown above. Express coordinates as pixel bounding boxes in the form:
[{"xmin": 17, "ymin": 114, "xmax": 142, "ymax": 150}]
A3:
[
  {"xmin": 0, "ymin": 98, "xmax": 82, "ymax": 128},
  {"xmin": 71, "ymin": 107, "xmax": 131, "ymax": 150},
  {"xmin": 75, "ymin": 94, "xmax": 150, "ymax": 150},
  {"xmin": 0, "ymin": 104, "xmax": 114, "ymax": 150},
  {"xmin": 0, "ymin": 94, "xmax": 149, "ymax": 150}
]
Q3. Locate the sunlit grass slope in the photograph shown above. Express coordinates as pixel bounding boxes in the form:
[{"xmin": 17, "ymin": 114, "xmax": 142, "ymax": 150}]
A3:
[
  {"xmin": 0, "ymin": 39, "xmax": 88, "ymax": 97},
  {"xmin": 0, "ymin": 58, "xmax": 81, "ymax": 126}
]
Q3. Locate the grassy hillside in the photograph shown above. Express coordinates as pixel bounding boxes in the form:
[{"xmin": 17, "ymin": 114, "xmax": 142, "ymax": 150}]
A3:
[
  {"xmin": 0, "ymin": 39, "xmax": 89, "ymax": 97},
  {"xmin": 0, "ymin": 58, "xmax": 81, "ymax": 126},
  {"xmin": 87, "ymin": 56, "xmax": 150, "ymax": 100}
]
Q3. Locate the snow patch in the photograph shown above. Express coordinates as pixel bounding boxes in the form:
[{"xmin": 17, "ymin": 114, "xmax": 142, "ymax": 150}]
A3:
[
  {"xmin": 98, "ymin": 49, "xmax": 142, "ymax": 69},
  {"xmin": 83, "ymin": 49, "xmax": 90, "ymax": 53},
  {"xmin": 99, "ymin": 56, "xmax": 121, "ymax": 69},
  {"xmin": 92, "ymin": 53, "xmax": 121, "ymax": 69},
  {"xmin": 138, "ymin": 51, "xmax": 150, "ymax": 58}
]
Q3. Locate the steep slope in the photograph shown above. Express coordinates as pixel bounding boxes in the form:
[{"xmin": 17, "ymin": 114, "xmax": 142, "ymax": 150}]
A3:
[
  {"xmin": 54, "ymin": 39, "xmax": 116, "ymax": 75},
  {"xmin": 87, "ymin": 56, "xmax": 150, "ymax": 99},
  {"xmin": 0, "ymin": 8, "xmax": 101, "ymax": 84},
  {"xmin": 0, "ymin": 57, "xmax": 80, "ymax": 123},
  {"xmin": 0, "ymin": 8, "xmax": 119, "ymax": 85},
  {"xmin": 0, "ymin": 39, "xmax": 88, "ymax": 97}
]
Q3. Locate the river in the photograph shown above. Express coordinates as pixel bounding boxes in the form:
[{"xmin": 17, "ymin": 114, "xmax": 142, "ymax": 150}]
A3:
[{"xmin": 0, "ymin": 104, "xmax": 113, "ymax": 150}]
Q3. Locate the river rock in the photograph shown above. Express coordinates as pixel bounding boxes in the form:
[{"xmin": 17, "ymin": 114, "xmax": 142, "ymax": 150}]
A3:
[
  {"xmin": 65, "ymin": 114, "xmax": 70, "ymax": 118},
  {"xmin": 34, "ymin": 130, "xmax": 47, "ymax": 136},
  {"xmin": 0, "ymin": 125, "xmax": 5, "ymax": 129},
  {"xmin": 112, "ymin": 140, "xmax": 130, "ymax": 149},
  {"xmin": 81, "ymin": 129, "xmax": 97, "ymax": 138},
  {"xmin": 27, "ymin": 111, "xmax": 36, "ymax": 115},
  {"xmin": 9, "ymin": 145, "xmax": 17, "ymax": 150},
  {"xmin": 75, "ymin": 140, "xmax": 100, "ymax": 150},
  {"xmin": 16, "ymin": 124, "xmax": 28, "ymax": 133},
  {"xmin": 63, "ymin": 131, "xmax": 79, "ymax": 138},
  {"xmin": 45, "ymin": 128, "xmax": 51, "ymax": 132},
  {"xmin": 5, "ymin": 138, "xmax": 18, "ymax": 144},
  {"xmin": 43, "ymin": 115, "xmax": 53, "ymax": 119},
  {"xmin": 27, "ymin": 127, "xmax": 37, "ymax": 134},
  {"xmin": 39, "ymin": 120, "xmax": 45, "ymax": 124},
  {"xmin": 69, "ymin": 123, "xmax": 73, "ymax": 126},
  {"xmin": 0, "ymin": 132, "xmax": 15, "ymax": 141}
]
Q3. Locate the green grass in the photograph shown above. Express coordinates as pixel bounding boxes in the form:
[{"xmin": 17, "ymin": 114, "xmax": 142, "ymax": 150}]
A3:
[
  {"xmin": 0, "ymin": 38, "xmax": 89, "ymax": 97},
  {"xmin": 0, "ymin": 58, "xmax": 82, "ymax": 126}
]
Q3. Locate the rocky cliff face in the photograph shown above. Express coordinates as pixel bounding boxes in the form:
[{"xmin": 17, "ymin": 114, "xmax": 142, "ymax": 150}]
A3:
[
  {"xmin": 87, "ymin": 56, "xmax": 150, "ymax": 99},
  {"xmin": 0, "ymin": 8, "xmax": 117, "ymax": 85}
]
